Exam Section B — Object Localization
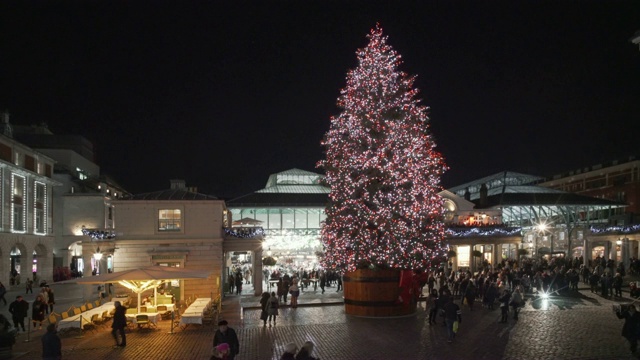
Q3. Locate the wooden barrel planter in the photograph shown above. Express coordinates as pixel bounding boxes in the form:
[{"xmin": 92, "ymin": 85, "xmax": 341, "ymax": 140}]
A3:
[{"xmin": 343, "ymin": 268, "xmax": 417, "ymax": 317}]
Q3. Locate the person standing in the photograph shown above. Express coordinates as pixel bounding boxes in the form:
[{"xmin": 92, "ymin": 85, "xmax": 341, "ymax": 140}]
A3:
[
  {"xmin": 228, "ymin": 273, "xmax": 235, "ymax": 295},
  {"xmin": 427, "ymin": 289, "xmax": 439, "ymax": 325},
  {"xmin": 235, "ymin": 272, "xmax": 243, "ymax": 295},
  {"xmin": 259, "ymin": 292, "xmax": 270, "ymax": 326},
  {"xmin": 8, "ymin": 295, "xmax": 29, "ymax": 333},
  {"xmin": 266, "ymin": 292, "xmax": 279, "ymax": 326},
  {"xmin": 41, "ymin": 323, "xmax": 61, "ymax": 360},
  {"xmin": 46, "ymin": 287, "xmax": 55, "ymax": 313},
  {"xmin": 336, "ymin": 274, "xmax": 343, "ymax": 292},
  {"xmin": 32, "ymin": 295, "xmax": 47, "ymax": 330},
  {"xmin": 289, "ymin": 282, "xmax": 300, "ymax": 309},
  {"xmin": 39, "ymin": 287, "xmax": 49, "ymax": 315},
  {"xmin": 510, "ymin": 287, "xmax": 523, "ymax": 320},
  {"xmin": 111, "ymin": 301, "xmax": 127, "ymax": 348},
  {"xmin": 498, "ymin": 289, "xmax": 511, "ymax": 323},
  {"xmin": 26, "ymin": 278, "xmax": 33, "ymax": 294},
  {"xmin": 0, "ymin": 282, "xmax": 7, "ymax": 306},
  {"xmin": 213, "ymin": 320, "xmax": 240, "ymax": 360},
  {"xmin": 442, "ymin": 296, "xmax": 462, "ymax": 343},
  {"xmin": 616, "ymin": 304, "xmax": 640, "ymax": 355}
]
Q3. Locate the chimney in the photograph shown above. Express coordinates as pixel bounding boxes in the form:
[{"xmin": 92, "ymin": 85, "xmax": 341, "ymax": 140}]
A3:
[
  {"xmin": 464, "ymin": 188, "xmax": 471, "ymax": 201},
  {"xmin": 479, "ymin": 183, "xmax": 488, "ymax": 207},
  {"xmin": 170, "ymin": 179, "xmax": 186, "ymax": 190}
]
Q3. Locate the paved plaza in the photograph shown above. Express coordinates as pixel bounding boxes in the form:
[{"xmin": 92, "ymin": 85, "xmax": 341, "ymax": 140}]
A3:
[{"xmin": 2, "ymin": 281, "xmax": 639, "ymax": 360}]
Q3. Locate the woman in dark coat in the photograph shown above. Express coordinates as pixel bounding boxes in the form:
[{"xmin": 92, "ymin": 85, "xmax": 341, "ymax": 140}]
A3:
[
  {"xmin": 32, "ymin": 294, "xmax": 47, "ymax": 330},
  {"xmin": 616, "ymin": 304, "xmax": 640, "ymax": 354},
  {"xmin": 111, "ymin": 301, "xmax": 127, "ymax": 347},
  {"xmin": 259, "ymin": 292, "xmax": 270, "ymax": 326}
]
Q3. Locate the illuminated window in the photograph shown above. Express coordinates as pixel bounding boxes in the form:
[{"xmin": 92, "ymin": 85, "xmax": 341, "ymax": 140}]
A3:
[
  {"xmin": 34, "ymin": 182, "xmax": 46, "ymax": 234},
  {"xmin": 158, "ymin": 209, "xmax": 181, "ymax": 231},
  {"xmin": 11, "ymin": 174, "xmax": 26, "ymax": 233}
]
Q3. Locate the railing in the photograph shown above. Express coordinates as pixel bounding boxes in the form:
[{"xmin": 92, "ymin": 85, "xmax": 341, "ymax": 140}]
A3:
[{"xmin": 445, "ymin": 225, "xmax": 522, "ymax": 237}]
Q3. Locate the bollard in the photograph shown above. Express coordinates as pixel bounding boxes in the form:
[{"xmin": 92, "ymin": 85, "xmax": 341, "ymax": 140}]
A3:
[
  {"xmin": 168, "ymin": 310, "xmax": 175, "ymax": 334},
  {"xmin": 24, "ymin": 317, "xmax": 31, "ymax": 342}
]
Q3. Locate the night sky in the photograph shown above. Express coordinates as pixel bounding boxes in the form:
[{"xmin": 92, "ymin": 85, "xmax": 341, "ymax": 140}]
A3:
[{"xmin": 1, "ymin": 1, "xmax": 639, "ymax": 199}]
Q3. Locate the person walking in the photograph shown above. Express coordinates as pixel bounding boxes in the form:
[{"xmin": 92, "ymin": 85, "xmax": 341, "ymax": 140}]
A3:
[
  {"xmin": 616, "ymin": 304, "xmax": 640, "ymax": 355},
  {"xmin": 111, "ymin": 301, "xmax": 127, "ymax": 348},
  {"xmin": 9, "ymin": 295, "xmax": 29, "ymax": 333},
  {"xmin": 32, "ymin": 295, "xmax": 47, "ymax": 330},
  {"xmin": 41, "ymin": 323, "xmax": 62, "ymax": 360},
  {"xmin": 213, "ymin": 320, "xmax": 240, "ymax": 360},
  {"xmin": 259, "ymin": 292, "xmax": 270, "ymax": 326},
  {"xmin": 336, "ymin": 274, "xmax": 342, "ymax": 292},
  {"xmin": 0, "ymin": 282, "xmax": 7, "ymax": 306},
  {"xmin": 442, "ymin": 296, "xmax": 462, "ymax": 343},
  {"xmin": 266, "ymin": 291, "xmax": 279, "ymax": 326}
]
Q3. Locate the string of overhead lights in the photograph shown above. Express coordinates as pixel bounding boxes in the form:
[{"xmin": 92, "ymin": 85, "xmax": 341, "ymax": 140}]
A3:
[{"xmin": 82, "ymin": 227, "xmax": 116, "ymax": 240}]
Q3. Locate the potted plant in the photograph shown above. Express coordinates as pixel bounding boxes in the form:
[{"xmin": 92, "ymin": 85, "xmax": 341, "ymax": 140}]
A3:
[
  {"xmin": 517, "ymin": 248, "xmax": 529, "ymax": 257},
  {"xmin": 472, "ymin": 250, "xmax": 483, "ymax": 258},
  {"xmin": 447, "ymin": 250, "xmax": 457, "ymax": 259},
  {"xmin": 262, "ymin": 256, "xmax": 277, "ymax": 266}
]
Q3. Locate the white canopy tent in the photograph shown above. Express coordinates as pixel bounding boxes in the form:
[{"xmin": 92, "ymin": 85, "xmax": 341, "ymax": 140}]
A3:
[{"xmin": 69, "ymin": 266, "xmax": 213, "ymax": 313}]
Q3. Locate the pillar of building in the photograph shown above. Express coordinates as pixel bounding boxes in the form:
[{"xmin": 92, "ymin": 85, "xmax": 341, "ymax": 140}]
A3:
[
  {"xmin": 23, "ymin": 249, "xmax": 33, "ymax": 283},
  {"xmin": 623, "ymin": 238, "xmax": 630, "ymax": 270},
  {"xmin": 583, "ymin": 238, "xmax": 590, "ymax": 268},
  {"xmin": 611, "ymin": 241, "xmax": 618, "ymax": 265},
  {"xmin": 493, "ymin": 243, "xmax": 501, "ymax": 269},
  {"xmin": 253, "ymin": 249, "xmax": 263, "ymax": 296}
]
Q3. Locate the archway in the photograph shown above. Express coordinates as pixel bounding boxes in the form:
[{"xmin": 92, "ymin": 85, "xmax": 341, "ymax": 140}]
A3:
[
  {"xmin": 68, "ymin": 242, "xmax": 84, "ymax": 278},
  {"xmin": 33, "ymin": 244, "xmax": 50, "ymax": 282},
  {"xmin": 592, "ymin": 246, "xmax": 606, "ymax": 259},
  {"xmin": 10, "ymin": 243, "xmax": 27, "ymax": 285}
]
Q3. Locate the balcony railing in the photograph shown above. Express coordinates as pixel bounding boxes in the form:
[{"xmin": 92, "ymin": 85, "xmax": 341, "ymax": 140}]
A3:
[{"xmin": 445, "ymin": 225, "xmax": 522, "ymax": 237}]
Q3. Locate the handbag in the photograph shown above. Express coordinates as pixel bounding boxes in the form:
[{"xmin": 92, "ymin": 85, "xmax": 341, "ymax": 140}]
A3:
[{"xmin": 453, "ymin": 320, "xmax": 459, "ymax": 333}]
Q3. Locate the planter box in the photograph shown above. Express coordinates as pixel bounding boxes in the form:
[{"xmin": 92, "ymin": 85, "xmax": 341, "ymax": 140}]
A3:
[{"xmin": 343, "ymin": 268, "xmax": 416, "ymax": 317}]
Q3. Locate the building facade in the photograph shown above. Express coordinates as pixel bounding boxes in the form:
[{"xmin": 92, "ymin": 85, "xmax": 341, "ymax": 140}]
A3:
[
  {"xmin": 0, "ymin": 113, "xmax": 58, "ymax": 286},
  {"xmin": 13, "ymin": 121, "xmax": 128, "ymax": 278},
  {"xmin": 81, "ymin": 180, "xmax": 227, "ymax": 302}
]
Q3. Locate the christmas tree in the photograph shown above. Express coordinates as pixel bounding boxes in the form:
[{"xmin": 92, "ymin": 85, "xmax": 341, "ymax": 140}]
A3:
[{"xmin": 318, "ymin": 24, "xmax": 448, "ymax": 273}]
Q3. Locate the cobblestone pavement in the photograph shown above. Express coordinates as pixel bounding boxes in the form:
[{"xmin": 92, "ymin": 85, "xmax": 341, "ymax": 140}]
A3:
[{"xmin": 6, "ymin": 283, "xmax": 640, "ymax": 360}]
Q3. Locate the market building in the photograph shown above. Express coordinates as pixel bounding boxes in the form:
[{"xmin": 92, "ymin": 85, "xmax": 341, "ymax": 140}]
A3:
[{"xmin": 82, "ymin": 180, "xmax": 228, "ymax": 303}]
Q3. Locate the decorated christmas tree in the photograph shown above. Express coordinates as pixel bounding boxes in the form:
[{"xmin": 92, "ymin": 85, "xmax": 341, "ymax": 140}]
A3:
[{"xmin": 318, "ymin": 25, "xmax": 448, "ymax": 273}]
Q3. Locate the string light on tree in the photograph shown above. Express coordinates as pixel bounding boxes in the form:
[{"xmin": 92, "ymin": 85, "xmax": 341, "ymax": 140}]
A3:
[{"xmin": 318, "ymin": 24, "xmax": 448, "ymax": 272}]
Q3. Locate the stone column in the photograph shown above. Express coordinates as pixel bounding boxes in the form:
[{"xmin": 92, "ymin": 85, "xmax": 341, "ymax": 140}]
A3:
[
  {"xmin": 23, "ymin": 249, "xmax": 33, "ymax": 283},
  {"xmin": 609, "ymin": 241, "xmax": 617, "ymax": 265},
  {"xmin": 583, "ymin": 238, "xmax": 590, "ymax": 268},
  {"xmin": 623, "ymin": 238, "xmax": 630, "ymax": 271},
  {"xmin": 494, "ymin": 243, "xmax": 501, "ymax": 269},
  {"xmin": 253, "ymin": 249, "xmax": 263, "ymax": 296}
]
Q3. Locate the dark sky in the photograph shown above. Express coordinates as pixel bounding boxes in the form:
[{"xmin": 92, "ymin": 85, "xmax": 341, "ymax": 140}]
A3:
[{"xmin": 2, "ymin": 1, "xmax": 640, "ymax": 199}]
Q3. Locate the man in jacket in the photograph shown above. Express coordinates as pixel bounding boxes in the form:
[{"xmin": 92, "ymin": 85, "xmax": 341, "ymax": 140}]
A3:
[
  {"xmin": 111, "ymin": 301, "xmax": 127, "ymax": 347},
  {"xmin": 213, "ymin": 320, "xmax": 239, "ymax": 360},
  {"xmin": 616, "ymin": 304, "xmax": 640, "ymax": 355},
  {"xmin": 8, "ymin": 295, "xmax": 29, "ymax": 332},
  {"xmin": 442, "ymin": 296, "xmax": 462, "ymax": 343},
  {"xmin": 41, "ymin": 323, "xmax": 62, "ymax": 360}
]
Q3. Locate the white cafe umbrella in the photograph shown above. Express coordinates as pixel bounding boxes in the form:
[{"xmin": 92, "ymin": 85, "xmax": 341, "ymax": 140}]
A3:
[{"xmin": 68, "ymin": 266, "xmax": 213, "ymax": 313}]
